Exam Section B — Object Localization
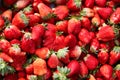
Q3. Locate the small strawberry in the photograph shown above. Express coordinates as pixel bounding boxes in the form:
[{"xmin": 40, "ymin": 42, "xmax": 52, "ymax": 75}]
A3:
[
  {"xmin": 53, "ymin": 5, "xmax": 69, "ymax": 20},
  {"xmin": 84, "ymin": 54, "xmax": 98, "ymax": 70},
  {"xmin": 12, "ymin": 11, "xmax": 29, "ymax": 29},
  {"xmin": 95, "ymin": 0, "xmax": 107, "ymax": 7},
  {"xmin": 67, "ymin": 0, "xmax": 82, "ymax": 11},
  {"xmin": 21, "ymin": 32, "xmax": 36, "ymax": 54},
  {"xmin": 114, "ymin": 64, "xmax": 120, "ymax": 80},
  {"xmin": 0, "ymin": 15, "xmax": 4, "ymax": 30},
  {"xmin": 100, "ymin": 64, "xmax": 113, "ymax": 79},
  {"xmin": 2, "ymin": 9, "xmax": 12, "ymax": 21},
  {"xmin": 33, "ymin": 58, "xmax": 47, "ymax": 76},
  {"xmin": 109, "ymin": 46, "xmax": 120, "ymax": 65},
  {"xmin": 81, "ymin": 17, "xmax": 91, "ymax": 30},
  {"xmin": 25, "ymin": 64, "xmax": 34, "ymax": 74},
  {"xmin": 68, "ymin": 18, "xmax": 81, "ymax": 35},
  {"xmin": 85, "ymin": 0, "xmax": 95, "ymax": 8}
]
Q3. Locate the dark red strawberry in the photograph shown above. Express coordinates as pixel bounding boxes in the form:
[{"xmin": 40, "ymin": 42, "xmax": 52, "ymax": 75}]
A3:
[
  {"xmin": 67, "ymin": 0, "xmax": 82, "ymax": 11},
  {"xmin": 4, "ymin": 73, "xmax": 18, "ymax": 80},
  {"xmin": 4, "ymin": 24, "xmax": 22, "ymax": 40},
  {"xmin": 112, "ymin": 0, "xmax": 120, "ymax": 3},
  {"xmin": 23, "ymin": 5, "xmax": 34, "ymax": 15},
  {"xmin": 2, "ymin": 9, "xmax": 12, "ymax": 21},
  {"xmin": 0, "ymin": 15, "xmax": 4, "ymax": 30},
  {"xmin": 109, "ymin": 46, "xmax": 120, "ymax": 65},
  {"xmin": 68, "ymin": 18, "xmax": 81, "ymax": 35},
  {"xmin": 53, "ymin": 5, "xmax": 69, "ymax": 20},
  {"xmin": 55, "ymin": 0, "xmax": 67, "ymax": 5},
  {"xmin": 81, "ymin": 17, "xmax": 91, "ymax": 30},
  {"xmin": 100, "ymin": 64, "xmax": 113, "ymax": 79},
  {"xmin": 21, "ymin": 32, "xmax": 36, "ymax": 54},
  {"xmin": 10, "ymin": 39, "xmax": 21, "ymax": 45},
  {"xmin": 3, "ymin": 0, "xmax": 17, "ymax": 7},
  {"xmin": 85, "ymin": 0, "xmax": 95, "ymax": 8},
  {"xmin": 44, "ymin": 68, "xmax": 52, "ymax": 80},
  {"xmin": 114, "ymin": 64, "xmax": 120, "ymax": 80},
  {"xmin": 18, "ymin": 71, "xmax": 26, "ymax": 78},
  {"xmin": 25, "ymin": 64, "xmax": 34, "ymax": 74},
  {"xmin": 84, "ymin": 54, "xmax": 98, "ymax": 70},
  {"xmin": 95, "ymin": 0, "xmax": 106, "ymax": 7},
  {"xmin": 12, "ymin": 11, "xmax": 29, "ymax": 29}
]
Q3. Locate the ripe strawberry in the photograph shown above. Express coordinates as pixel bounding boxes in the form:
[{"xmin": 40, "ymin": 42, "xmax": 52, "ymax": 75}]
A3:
[
  {"xmin": 109, "ymin": 46, "xmax": 120, "ymax": 65},
  {"xmin": 67, "ymin": 60, "xmax": 80, "ymax": 77},
  {"xmin": 81, "ymin": 17, "xmax": 91, "ymax": 30},
  {"xmin": 97, "ymin": 25, "xmax": 115, "ymax": 41},
  {"xmin": 32, "ymin": 0, "xmax": 42, "ymax": 12},
  {"xmin": 84, "ymin": 54, "xmax": 98, "ymax": 70},
  {"xmin": 79, "ymin": 61, "xmax": 88, "ymax": 77},
  {"xmin": 67, "ymin": 0, "xmax": 82, "ymax": 11},
  {"xmin": 100, "ymin": 64, "xmax": 113, "ymax": 79},
  {"xmin": 112, "ymin": 0, "xmax": 120, "ymax": 3},
  {"xmin": 3, "ymin": 0, "xmax": 17, "ymax": 7},
  {"xmin": 55, "ymin": 0, "xmax": 67, "ymax": 5},
  {"xmin": 4, "ymin": 73, "xmax": 18, "ymax": 80},
  {"xmin": 69, "ymin": 45, "xmax": 82, "ymax": 59},
  {"xmin": 98, "ymin": 49, "xmax": 109, "ymax": 64},
  {"xmin": 95, "ymin": 0, "xmax": 106, "ymax": 7},
  {"xmin": 97, "ymin": 7, "xmax": 113, "ymax": 20},
  {"xmin": 12, "ymin": 11, "xmax": 29, "ymax": 29},
  {"xmin": 114, "ymin": 64, "xmax": 120, "ymax": 80},
  {"xmin": 21, "ymin": 32, "xmax": 36, "ymax": 54},
  {"xmin": 2, "ymin": 9, "xmax": 12, "ymax": 21},
  {"xmin": 0, "ymin": 52, "xmax": 13, "ymax": 63},
  {"xmin": 4, "ymin": 24, "xmax": 22, "ymax": 40},
  {"xmin": 25, "ymin": 64, "xmax": 34, "ymax": 74},
  {"xmin": 0, "ymin": 15, "xmax": 4, "ymax": 30},
  {"xmin": 64, "ymin": 34, "xmax": 77, "ymax": 49},
  {"xmin": 47, "ymin": 53, "xmax": 60, "ymax": 68},
  {"xmin": 18, "ymin": 71, "xmax": 26, "ymax": 78},
  {"xmin": 53, "ymin": 5, "xmax": 69, "ymax": 20},
  {"xmin": 35, "ymin": 47, "xmax": 50, "ymax": 59},
  {"xmin": 44, "ymin": 68, "xmax": 52, "ymax": 80},
  {"xmin": 14, "ymin": 0, "xmax": 31, "ymax": 10},
  {"xmin": 10, "ymin": 39, "xmax": 21, "ymax": 45},
  {"xmin": 85, "ymin": 0, "xmax": 95, "ymax": 8},
  {"xmin": 68, "ymin": 18, "xmax": 81, "ymax": 35},
  {"xmin": 23, "ymin": 5, "xmax": 34, "ymax": 15},
  {"xmin": 107, "ymin": 1, "xmax": 115, "ymax": 8},
  {"xmin": 33, "ymin": 58, "xmax": 47, "ymax": 76}
]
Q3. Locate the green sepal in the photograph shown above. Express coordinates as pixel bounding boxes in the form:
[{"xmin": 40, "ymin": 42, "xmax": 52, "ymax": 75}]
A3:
[
  {"xmin": 74, "ymin": 0, "xmax": 82, "ymax": 8},
  {"xmin": 43, "ymin": 13, "xmax": 56, "ymax": 20},
  {"xmin": 112, "ymin": 46, "xmax": 120, "ymax": 53},
  {"xmin": 29, "ymin": 75, "xmax": 38, "ymax": 80},
  {"xmin": 23, "ymin": 5, "xmax": 32, "ymax": 13},
  {"xmin": 114, "ymin": 64, "xmax": 120, "ymax": 70}
]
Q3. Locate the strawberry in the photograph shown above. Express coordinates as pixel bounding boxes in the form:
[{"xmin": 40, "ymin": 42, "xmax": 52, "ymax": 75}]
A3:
[
  {"xmin": 67, "ymin": 0, "xmax": 82, "ymax": 11},
  {"xmin": 107, "ymin": 1, "xmax": 115, "ymax": 8},
  {"xmin": 18, "ymin": 71, "xmax": 26, "ymax": 78},
  {"xmin": 44, "ymin": 68, "xmax": 52, "ymax": 80},
  {"xmin": 64, "ymin": 34, "xmax": 77, "ymax": 49},
  {"xmin": 10, "ymin": 39, "xmax": 21, "ymax": 45},
  {"xmin": 55, "ymin": 0, "xmax": 67, "ymax": 5},
  {"xmin": 0, "ymin": 15, "xmax": 4, "ymax": 30},
  {"xmin": 79, "ymin": 61, "xmax": 88, "ymax": 77},
  {"xmin": 95, "ymin": 0, "xmax": 106, "ymax": 7},
  {"xmin": 100, "ymin": 64, "xmax": 113, "ymax": 79},
  {"xmin": 109, "ymin": 46, "xmax": 120, "ymax": 65},
  {"xmin": 69, "ymin": 45, "xmax": 82, "ymax": 59},
  {"xmin": 47, "ymin": 53, "xmax": 60, "ymax": 68},
  {"xmin": 4, "ymin": 24, "xmax": 22, "ymax": 40},
  {"xmin": 57, "ymin": 47, "xmax": 70, "ymax": 64},
  {"xmin": 14, "ymin": 0, "xmax": 31, "ymax": 10},
  {"xmin": 25, "ymin": 64, "xmax": 34, "ymax": 74},
  {"xmin": 97, "ymin": 25, "xmax": 116, "ymax": 41},
  {"xmin": 81, "ymin": 17, "xmax": 91, "ymax": 30},
  {"xmin": 3, "ymin": 0, "xmax": 17, "ymax": 7},
  {"xmin": 12, "ymin": 11, "xmax": 29, "ymax": 29},
  {"xmin": 33, "ymin": 58, "xmax": 47, "ymax": 76},
  {"xmin": 89, "ymin": 74, "xmax": 96, "ymax": 80},
  {"xmin": 68, "ymin": 18, "xmax": 81, "ymax": 35},
  {"xmin": 67, "ymin": 60, "xmax": 80, "ymax": 77},
  {"xmin": 98, "ymin": 49, "xmax": 109, "ymax": 64},
  {"xmin": 112, "ymin": 0, "xmax": 120, "ymax": 3},
  {"xmin": 97, "ymin": 7, "xmax": 113, "ymax": 20},
  {"xmin": 23, "ymin": 5, "xmax": 34, "ymax": 15},
  {"xmin": 42, "ymin": 0, "xmax": 55, "ymax": 3},
  {"xmin": 35, "ymin": 47, "xmax": 50, "ymax": 59},
  {"xmin": 84, "ymin": 54, "xmax": 98, "ymax": 70},
  {"xmin": 53, "ymin": 5, "xmax": 69, "ymax": 20},
  {"xmin": 21, "ymin": 32, "xmax": 36, "ymax": 54},
  {"xmin": 2, "ymin": 9, "xmax": 12, "ymax": 21},
  {"xmin": 85, "ymin": 0, "xmax": 95, "ymax": 8},
  {"xmin": 114, "ymin": 64, "xmax": 120, "ymax": 80},
  {"xmin": 4, "ymin": 73, "xmax": 18, "ymax": 80},
  {"xmin": 32, "ymin": 0, "xmax": 42, "ymax": 12},
  {"xmin": 0, "ymin": 52, "xmax": 13, "ymax": 63}
]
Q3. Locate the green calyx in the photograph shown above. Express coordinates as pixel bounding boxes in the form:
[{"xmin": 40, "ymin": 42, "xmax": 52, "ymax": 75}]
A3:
[
  {"xmin": 74, "ymin": 0, "xmax": 82, "ymax": 8},
  {"xmin": 29, "ymin": 75, "xmax": 38, "ymax": 80},
  {"xmin": 43, "ymin": 13, "xmax": 56, "ymax": 20},
  {"xmin": 57, "ymin": 47, "xmax": 69, "ymax": 58},
  {"xmin": 112, "ymin": 46, "xmax": 120, "ymax": 53},
  {"xmin": 0, "ymin": 58, "xmax": 15, "ymax": 76},
  {"xmin": 80, "ymin": 9, "xmax": 86, "ymax": 17},
  {"xmin": 24, "ymin": 32, "xmax": 32, "ymax": 39},
  {"xmin": 113, "ymin": 27, "xmax": 119, "ymax": 39},
  {"xmin": 114, "ymin": 64, "xmax": 120, "ymax": 70},
  {"xmin": 23, "ymin": 5, "xmax": 32, "ymax": 12}
]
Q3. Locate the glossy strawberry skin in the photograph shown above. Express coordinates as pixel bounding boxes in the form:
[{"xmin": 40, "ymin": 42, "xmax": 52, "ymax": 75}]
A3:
[
  {"xmin": 85, "ymin": 0, "xmax": 95, "ymax": 8},
  {"xmin": 95, "ymin": 0, "xmax": 106, "ymax": 7}
]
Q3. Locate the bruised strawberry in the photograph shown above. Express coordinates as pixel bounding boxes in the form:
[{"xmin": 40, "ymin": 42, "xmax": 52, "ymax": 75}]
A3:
[
  {"xmin": 2, "ymin": 9, "xmax": 12, "ymax": 21},
  {"xmin": 114, "ymin": 64, "xmax": 120, "ymax": 80},
  {"xmin": 0, "ymin": 15, "xmax": 4, "ymax": 30},
  {"xmin": 100, "ymin": 64, "xmax": 113, "ymax": 79},
  {"xmin": 95, "ymin": 0, "xmax": 106, "ymax": 7},
  {"xmin": 85, "ymin": 0, "xmax": 95, "ymax": 8},
  {"xmin": 4, "ymin": 24, "xmax": 22, "ymax": 40},
  {"xmin": 12, "ymin": 11, "xmax": 29, "ymax": 29},
  {"xmin": 81, "ymin": 17, "xmax": 91, "ymax": 30},
  {"xmin": 53, "ymin": 5, "xmax": 69, "ymax": 20},
  {"xmin": 67, "ymin": 0, "xmax": 82, "ymax": 11},
  {"xmin": 68, "ymin": 18, "xmax": 81, "ymax": 35},
  {"xmin": 84, "ymin": 54, "xmax": 98, "ymax": 70},
  {"xmin": 109, "ymin": 46, "xmax": 120, "ymax": 65},
  {"xmin": 21, "ymin": 32, "xmax": 36, "ymax": 54},
  {"xmin": 25, "ymin": 64, "xmax": 34, "ymax": 74},
  {"xmin": 33, "ymin": 58, "xmax": 47, "ymax": 76}
]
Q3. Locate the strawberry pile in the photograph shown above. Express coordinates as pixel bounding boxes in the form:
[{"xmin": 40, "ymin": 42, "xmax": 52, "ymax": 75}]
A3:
[{"xmin": 0, "ymin": 0, "xmax": 120, "ymax": 80}]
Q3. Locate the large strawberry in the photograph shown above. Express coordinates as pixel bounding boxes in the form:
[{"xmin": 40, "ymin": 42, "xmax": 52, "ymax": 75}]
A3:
[{"xmin": 85, "ymin": 0, "xmax": 95, "ymax": 8}]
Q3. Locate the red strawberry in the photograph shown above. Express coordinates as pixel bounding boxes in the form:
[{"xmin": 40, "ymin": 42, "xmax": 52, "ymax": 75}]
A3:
[
  {"xmin": 81, "ymin": 17, "xmax": 91, "ymax": 30},
  {"xmin": 64, "ymin": 34, "xmax": 77, "ymax": 49},
  {"xmin": 4, "ymin": 73, "xmax": 18, "ymax": 80},
  {"xmin": 2, "ymin": 9, "xmax": 12, "ymax": 21},
  {"xmin": 35, "ymin": 47, "xmax": 50, "ymax": 59},
  {"xmin": 0, "ymin": 15, "xmax": 4, "ymax": 30},
  {"xmin": 3, "ymin": 0, "xmax": 17, "ymax": 7},
  {"xmin": 12, "ymin": 11, "xmax": 29, "ymax": 29},
  {"xmin": 4, "ymin": 24, "xmax": 22, "ymax": 40},
  {"xmin": 25, "ymin": 64, "xmax": 34, "ymax": 74},
  {"xmin": 114, "ymin": 64, "xmax": 120, "ymax": 80},
  {"xmin": 100, "ymin": 64, "xmax": 113, "ymax": 79},
  {"xmin": 10, "ymin": 39, "xmax": 21, "ymax": 45},
  {"xmin": 18, "ymin": 71, "xmax": 26, "ymax": 78},
  {"xmin": 85, "ymin": 0, "xmax": 95, "ymax": 8},
  {"xmin": 95, "ymin": 0, "xmax": 107, "ymax": 7},
  {"xmin": 97, "ymin": 25, "xmax": 116, "ymax": 41},
  {"xmin": 68, "ymin": 18, "xmax": 81, "ymax": 35},
  {"xmin": 84, "ymin": 54, "xmax": 98, "ymax": 70},
  {"xmin": 21, "ymin": 32, "xmax": 36, "ymax": 54},
  {"xmin": 42, "ymin": 0, "xmax": 55, "ymax": 3},
  {"xmin": 14, "ymin": 0, "xmax": 31, "ymax": 10},
  {"xmin": 33, "ymin": 58, "xmax": 47, "ymax": 76},
  {"xmin": 47, "ymin": 53, "xmax": 60, "ymax": 68},
  {"xmin": 32, "ymin": 0, "xmax": 42, "ymax": 12},
  {"xmin": 98, "ymin": 49, "xmax": 109, "ymax": 64},
  {"xmin": 97, "ymin": 7, "xmax": 113, "ymax": 20},
  {"xmin": 67, "ymin": 0, "xmax": 82, "ymax": 11},
  {"xmin": 79, "ymin": 61, "xmax": 88, "ymax": 77},
  {"xmin": 55, "ymin": 0, "xmax": 67, "ymax": 5},
  {"xmin": 67, "ymin": 60, "xmax": 80, "ymax": 77},
  {"xmin": 109, "ymin": 46, "xmax": 120, "ymax": 65},
  {"xmin": 112, "ymin": 0, "xmax": 120, "ymax": 3},
  {"xmin": 57, "ymin": 47, "xmax": 70, "ymax": 64},
  {"xmin": 44, "ymin": 68, "xmax": 52, "ymax": 80},
  {"xmin": 0, "ymin": 52, "xmax": 13, "ymax": 63},
  {"xmin": 53, "ymin": 5, "xmax": 69, "ymax": 20},
  {"xmin": 23, "ymin": 5, "xmax": 34, "ymax": 15},
  {"xmin": 107, "ymin": 1, "xmax": 115, "ymax": 8}
]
